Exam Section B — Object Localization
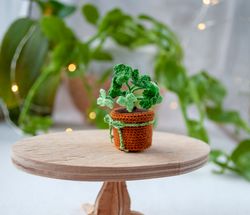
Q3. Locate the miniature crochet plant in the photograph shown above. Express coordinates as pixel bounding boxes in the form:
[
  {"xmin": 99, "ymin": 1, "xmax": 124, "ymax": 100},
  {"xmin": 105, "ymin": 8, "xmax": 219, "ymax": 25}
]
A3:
[
  {"xmin": 97, "ymin": 64, "xmax": 162, "ymax": 112},
  {"xmin": 97, "ymin": 64, "xmax": 162, "ymax": 152}
]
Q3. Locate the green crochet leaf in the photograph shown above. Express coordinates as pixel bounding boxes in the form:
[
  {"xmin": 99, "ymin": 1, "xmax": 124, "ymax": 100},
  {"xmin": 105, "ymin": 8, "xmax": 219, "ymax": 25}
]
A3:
[
  {"xmin": 100, "ymin": 88, "xmax": 106, "ymax": 97},
  {"xmin": 131, "ymin": 69, "xmax": 139, "ymax": 84},
  {"xmin": 114, "ymin": 64, "xmax": 132, "ymax": 85},
  {"xmin": 97, "ymin": 89, "xmax": 114, "ymax": 109},
  {"xmin": 137, "ymin": 75, "xmax": 151, "ymax": 88},
  {"xmin": 116, "ymin": 96, "xmax": 127, "ymax": 106},
  {"xmin": 140, "ymin": 82, "xmax": 162, "ymax": 109},
  {"xmin": 127, "ymin": 93, "xmax": 137, "ymax": 103},
  {"xmin": 117, "ymin": 93, "xmax": 137, "ymax": 112},
  {"xmin": 126, "ymin": 93, "xmax": 137, "ymax": 112}
]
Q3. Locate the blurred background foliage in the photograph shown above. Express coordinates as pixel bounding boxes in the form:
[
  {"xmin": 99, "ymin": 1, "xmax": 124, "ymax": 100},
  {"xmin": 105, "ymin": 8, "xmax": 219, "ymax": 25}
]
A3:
[{"xmin": 0, "ymin": 0, "xmax": 250, "ymax": 181}]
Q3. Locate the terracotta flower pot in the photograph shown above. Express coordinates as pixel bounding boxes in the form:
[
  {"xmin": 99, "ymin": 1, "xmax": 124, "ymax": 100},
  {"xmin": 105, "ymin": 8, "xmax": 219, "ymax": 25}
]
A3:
[
  {"xmin": 66, "ymin": 75, "xmax": 110, "ymax": 118},
  {"xmin": 110, "ymin": 108, "xmax": 155, "ymax": 152}
]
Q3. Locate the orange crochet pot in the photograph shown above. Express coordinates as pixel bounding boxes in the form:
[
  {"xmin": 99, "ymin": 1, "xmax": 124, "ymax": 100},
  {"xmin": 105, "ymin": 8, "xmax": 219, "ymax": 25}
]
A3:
[{"xmin": 110, "ymin": 108, "xmax": 155, "ymax": 152}]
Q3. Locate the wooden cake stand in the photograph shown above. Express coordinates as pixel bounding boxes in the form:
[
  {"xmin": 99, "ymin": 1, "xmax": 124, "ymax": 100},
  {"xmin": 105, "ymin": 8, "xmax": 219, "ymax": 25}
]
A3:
[{"xmin": 12, "ymin": 130, "xmax": 209, "ymax": 215}]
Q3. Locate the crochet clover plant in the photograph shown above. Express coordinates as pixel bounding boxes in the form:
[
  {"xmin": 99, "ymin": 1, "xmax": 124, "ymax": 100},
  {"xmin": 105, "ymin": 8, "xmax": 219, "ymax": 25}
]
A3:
[{"xmin": 97, "ymin": 64, "xmax": 162, "ymax": 112}]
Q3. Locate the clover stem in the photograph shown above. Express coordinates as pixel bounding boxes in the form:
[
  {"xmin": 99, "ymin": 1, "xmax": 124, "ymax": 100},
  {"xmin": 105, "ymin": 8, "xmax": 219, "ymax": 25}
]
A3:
[
  {"xmin": 131, "ymin": 87, "xmax": 144, "ymax": 93},
  {"xmin": 136, "ymin": 96, "xmax": 143, "ymax": 100},
  {"xmin": 125, "ymin": 81, "xmax": 132, "ymax": 92}
]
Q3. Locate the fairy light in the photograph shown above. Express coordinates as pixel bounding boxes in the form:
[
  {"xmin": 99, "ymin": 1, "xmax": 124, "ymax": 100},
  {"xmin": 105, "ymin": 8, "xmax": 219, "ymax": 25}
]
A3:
[
  {"xmin": 170, "ymin": 101, "xmax": 178, "ymax": 110},
  {"xmin": 67, "ymin": 63, "xmax": 77, "ymax": 72},
  {"xmin": 203, "ymin": 0, "xmax": 211, "ymax": 5},
  {"xmin": 197, "ymin": 22, "xmax": 206, "ymax": 30},
  {"xmin": 65, "ymin": 128, "xmax": 73, "ymax": 132},
  {"xmin": 11, "ymin": 84, "xmax": 19, "ymax": 93},
  {"xmin": 89, "ymin": 111, "xmax": 96, "ymax": 120}
]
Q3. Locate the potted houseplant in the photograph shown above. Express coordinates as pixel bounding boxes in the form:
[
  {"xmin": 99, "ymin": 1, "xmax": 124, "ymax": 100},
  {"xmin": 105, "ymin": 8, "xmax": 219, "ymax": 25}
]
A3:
[{"xmin": 97, "ymin": 64, "xmax": 162, "ymax": 152}]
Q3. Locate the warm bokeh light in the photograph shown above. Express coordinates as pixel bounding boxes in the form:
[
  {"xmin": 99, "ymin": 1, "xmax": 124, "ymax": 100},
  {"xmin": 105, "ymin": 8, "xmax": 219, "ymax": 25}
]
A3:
[
  {"xmin": 65, "ymin": 128, "xmax": 73, "ymax": 132},
  {"xmin": 203, "ymin": 0, "xmax": 210, "ymax": 5},
  {"xmin": 211, "ymin": 0, "xmax": 219, "ymax": 5},
  {"xmin": 67, "ymin": 63, "xmax": 77, "ymax": 72},
  {"xmin": 170, "ymin": 101, "xmax": 178, "ymax": 110},
  {"xmin": 89, "ymin": 111, "xmax": 97, "ymax": 120},
  {"xmin": 11, "ymin": 84, "xmax": 19, "ymax": 93},
  {"xmin": 197, "ymin": 23, "xmax": 206, "ymax": 30}
]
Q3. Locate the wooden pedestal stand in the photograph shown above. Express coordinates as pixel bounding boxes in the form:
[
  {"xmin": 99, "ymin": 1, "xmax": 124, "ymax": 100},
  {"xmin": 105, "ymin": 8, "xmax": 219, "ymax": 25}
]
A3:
[
  {"xmin": 12, "ymin": 130, "xmax": 209, "ymax": 215},
  {"xmin": 83, "ymin": 181, "xmax": 142, "ymax": 215}
]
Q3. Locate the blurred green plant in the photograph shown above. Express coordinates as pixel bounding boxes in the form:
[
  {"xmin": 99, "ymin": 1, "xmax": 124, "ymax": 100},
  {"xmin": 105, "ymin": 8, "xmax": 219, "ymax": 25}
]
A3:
[{"xmin": 0, "ymin": 0, "xmax": 250, "ymax": 180}]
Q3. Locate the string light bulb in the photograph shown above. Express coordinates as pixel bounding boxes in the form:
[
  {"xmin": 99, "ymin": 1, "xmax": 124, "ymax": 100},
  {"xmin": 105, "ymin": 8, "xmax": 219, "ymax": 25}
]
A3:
[
  {"xmin": 89, "ymin": 111, "xmax": 96, "ymax": 120},
  {"xmin": 65, "ymin": 128, "xmax": 73, "ymax": 132},
  {"xmin": 67, "ymin": 63, "xmax": 77, "ymax": 72},
  {"xmin": 11, "ymin": 84, "xmax": 19, "ymax": 93},
  {"xmin": 197, "ymin": 22, "xmax": 206, "ymax": 30}
]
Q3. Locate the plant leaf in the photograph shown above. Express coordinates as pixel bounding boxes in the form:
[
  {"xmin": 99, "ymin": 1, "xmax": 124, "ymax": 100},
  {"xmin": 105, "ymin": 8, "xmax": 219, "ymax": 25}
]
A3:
[
  {"xmin": 190, "ymin": 71, "xmax": 226, "ymax": 106},
  {"xmin": 99, "ymin": 89, "xmax": 106, "ymax": 98},
  {"xmin": 231, "ymin": 139, "xmax": 250, "ymax": 181},
  {"xmin": 36, "ymin": 0, "xmax": 76, "ymax": 18},
  {"xmin": 40, "ymin": 16, "xmax": 75, "ymax": 44},
  {"xmin": 97, "ymin": 89, "xmax": 113, "ymax": 109},
  {"xmin": 104, "ymin": 99, "xmax": 114, "ymax": 109},
  {"xmin": 187, "ymin": 120, "xmax": 209, "ymax": 143},
  {"xmin": 82, "ymin": 4, "xmax": 100, "ymax": 25},
  {"xmin": 159, "ymin": 60, "xmax": 188, "ymax": 94},
  {"xmin": 126, "ymin": 93, "xmax": 137, "ymax": 112},
  {"xmin": 20, "ymin": 115, "xmax": 53, "ymax": 135},
  {"xmin": 206, "ymin": 107, "xmax": 250, "ymax": 133},
  {"xmin": 91, "ymin": 50, "xmax": 113, "ymax": 61},
  {"xmin": 0, "ymin": 18, "xmax": 35, "ymax": 108},
  {"xmin": 210, "ymin": 149, "xmax": 228, "ymax": 162},
  {"xmin": 117, "ymin": 96, "xmax": 127, "ymax": 106}
]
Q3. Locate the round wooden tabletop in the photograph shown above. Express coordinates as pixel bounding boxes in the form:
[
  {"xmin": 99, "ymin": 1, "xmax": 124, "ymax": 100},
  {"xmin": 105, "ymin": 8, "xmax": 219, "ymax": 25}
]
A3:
[{"xmin": 12, "ymin": 130, "xmax": 210, "ymax": 181}]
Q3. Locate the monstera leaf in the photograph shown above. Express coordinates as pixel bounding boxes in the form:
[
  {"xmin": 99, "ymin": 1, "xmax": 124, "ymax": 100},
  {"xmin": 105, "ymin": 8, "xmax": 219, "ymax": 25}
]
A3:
[{"xmin": 0, "ymin": 18, "xmax": 60, "ymax": 117}]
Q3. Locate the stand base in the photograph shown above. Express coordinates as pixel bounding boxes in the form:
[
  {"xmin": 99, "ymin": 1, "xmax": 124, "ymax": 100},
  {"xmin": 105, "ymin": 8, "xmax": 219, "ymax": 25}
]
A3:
[{"xmin": 82, "ymin": 181, "xmax": 143, "ymax": 215}]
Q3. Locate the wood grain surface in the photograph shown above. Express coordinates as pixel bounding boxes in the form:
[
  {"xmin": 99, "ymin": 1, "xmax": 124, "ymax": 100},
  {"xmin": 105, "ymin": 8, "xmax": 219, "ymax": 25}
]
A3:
[{"xmin": 12, "ymin": 130, "xmax": 210, "ymax": 181}]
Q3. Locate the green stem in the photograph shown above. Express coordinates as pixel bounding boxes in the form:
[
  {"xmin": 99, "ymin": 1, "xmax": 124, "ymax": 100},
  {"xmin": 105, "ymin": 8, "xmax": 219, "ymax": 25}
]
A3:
[
  {"xmin": 178, "ymin": 97, "xmax": 189, "ymax": 126},
  {"xmin": 136, "ymin": 96, "xmax": 143, "ymax": 100},
  {"xmin": 131, "ymin": 87, "xmax": 144, "ymax": 93},
  {"xmin": 19, "ymin": 68, "xmax": 52, "ymax": 125},
  {"xmin": 93, "ymin": 32, "xmax": 107, "ymax": 53},
  {"xmin": 126, "ymin": 81, "xmax": 131, "ymax": 92},
  {"xmin": 189, "ymin": 80, "xmax": 205, "ymax": 124},
  {"xmin": 212, "ymin": 160, "xmax": 240, "ymax": 174},
  {"xmin": 86, "ymin": 31, "xmax": 102, "ymax": 45}
]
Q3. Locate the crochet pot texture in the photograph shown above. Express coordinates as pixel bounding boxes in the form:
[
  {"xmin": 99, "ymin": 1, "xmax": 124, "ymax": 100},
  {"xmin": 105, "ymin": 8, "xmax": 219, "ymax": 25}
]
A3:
[{"xmin": 110, "ymin": 108, "xmax": 154, "ymax": 152}]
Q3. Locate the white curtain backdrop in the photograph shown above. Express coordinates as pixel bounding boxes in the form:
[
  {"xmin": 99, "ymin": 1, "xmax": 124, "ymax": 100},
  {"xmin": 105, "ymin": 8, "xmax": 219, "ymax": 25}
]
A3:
[{"xmin": 0, "ymin": 0, "xmax": 29, "ymax": 40}]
